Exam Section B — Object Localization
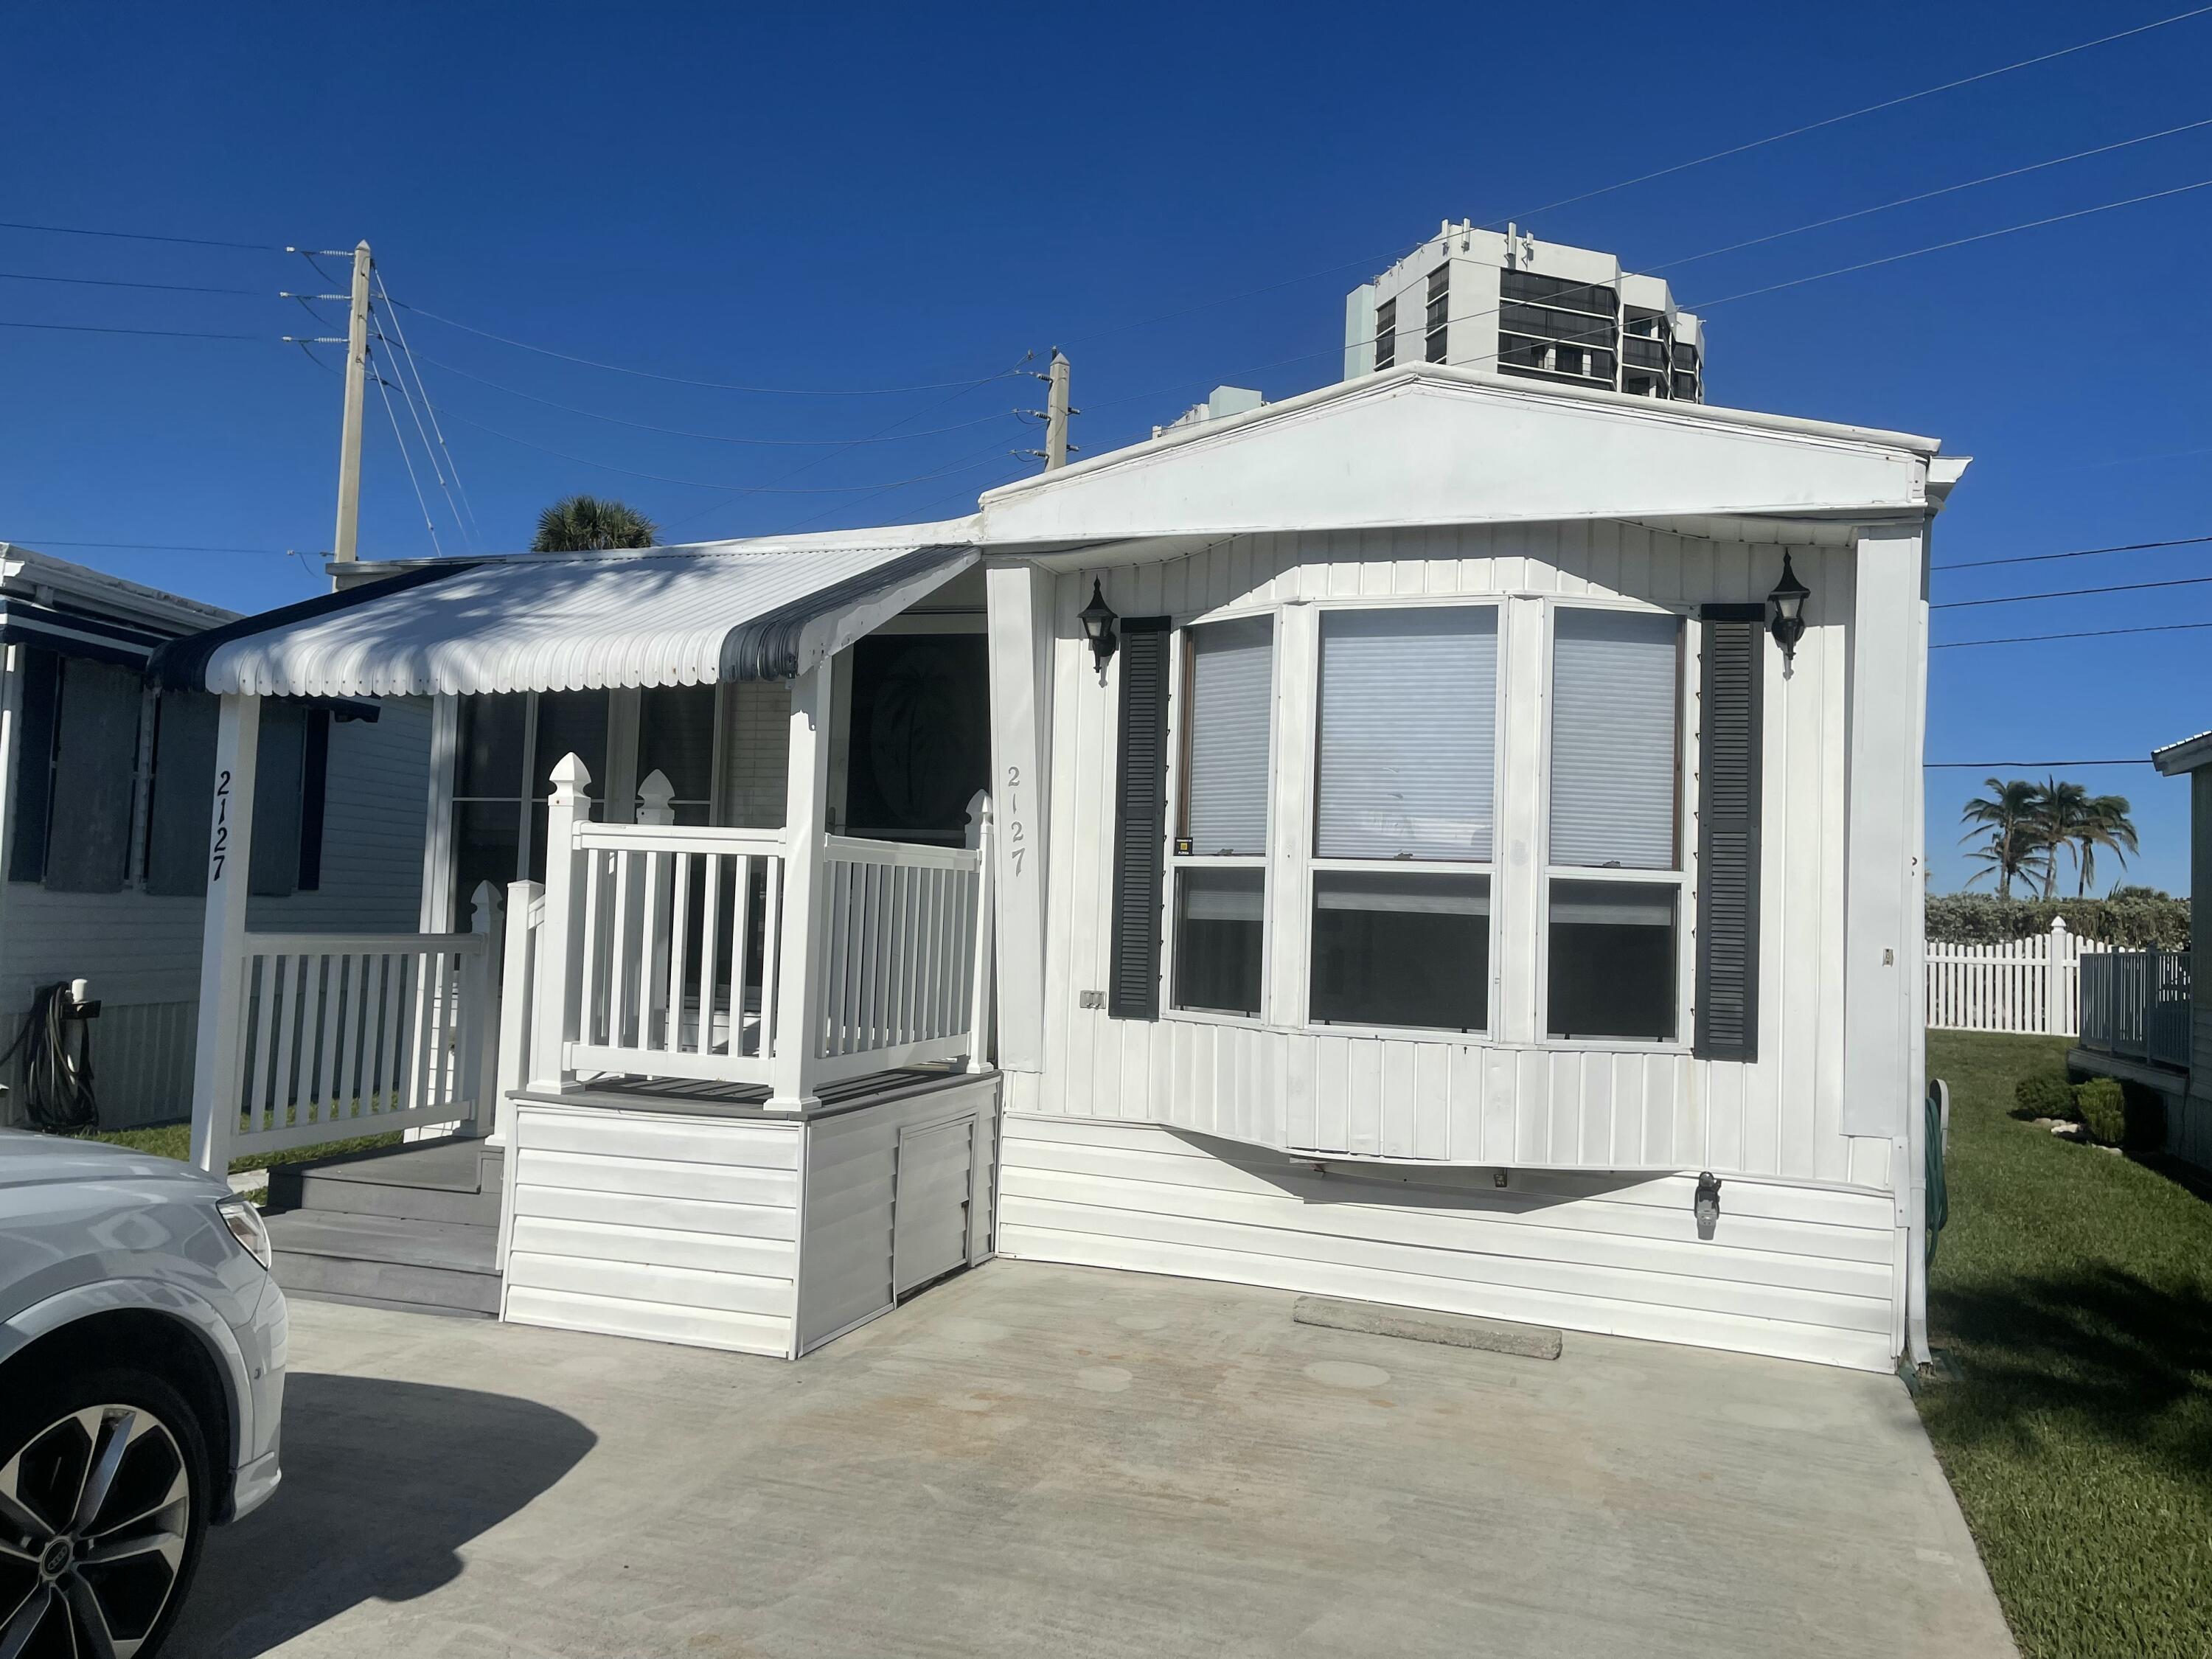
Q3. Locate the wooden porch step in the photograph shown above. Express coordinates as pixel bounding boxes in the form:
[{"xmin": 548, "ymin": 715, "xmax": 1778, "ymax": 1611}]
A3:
[
  {"xmin": 265, "ymin": 1210, "xmax": 501, "ymax": 1318},
  {"xmin": 266, "ymin": 1138, "xmax": 504, "ymax": 1228}
]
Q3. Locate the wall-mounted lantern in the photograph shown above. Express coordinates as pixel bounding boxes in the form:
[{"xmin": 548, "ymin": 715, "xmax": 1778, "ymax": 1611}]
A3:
[
  {"xmin": 1766, "ymin": 552, "xmax": 1810, "ymax": 669},
  {"xmin": 1694, "ymin": 1170, "xmax": 1723, "ymax": 1240},
  {"xmin": 1079, "ymin": 579, "xmax": 1120, "ymax": 685}
]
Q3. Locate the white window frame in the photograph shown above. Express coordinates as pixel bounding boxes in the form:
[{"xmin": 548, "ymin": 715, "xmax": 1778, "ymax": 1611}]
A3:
[
  {"xmin": 1533, "ymin": 595, "xmax": 1697, "ymax": 1053},
  {"xmin": 1295, "ymin": 595, "xmax": 1506, "ymax": 1042},
  {"xmin": 1160, "ymin": 604, "xmax": 1279, "ymax": 1029}
]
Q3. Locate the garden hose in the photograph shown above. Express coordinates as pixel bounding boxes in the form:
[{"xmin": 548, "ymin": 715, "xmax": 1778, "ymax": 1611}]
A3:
[
  {"xmin": 1924, "ymin": 1083, "xmax": 1949, "ymax": 1267},
  {"xmin": 0, "ymin": 981, "xmax": 100, "ymax": 1133}
]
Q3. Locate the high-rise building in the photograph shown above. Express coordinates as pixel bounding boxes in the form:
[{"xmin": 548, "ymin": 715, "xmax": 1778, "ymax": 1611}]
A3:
[{"xmin": 1344, "ymin": 221, "xmax": 1703, "ymax": 402}]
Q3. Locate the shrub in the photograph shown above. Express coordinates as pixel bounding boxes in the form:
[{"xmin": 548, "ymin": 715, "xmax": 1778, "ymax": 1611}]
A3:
[
  {"xmin": 2014, "ymin": 1072, "xmax": 2077, "ymax": 1119},
  {"xmin": 1924, "ymin": 891, "xmax": 2190, "ymax": 949},
  {"xmin": 2074, "ymin": 1077, "xmax": 2127, "ymax": 1145}
]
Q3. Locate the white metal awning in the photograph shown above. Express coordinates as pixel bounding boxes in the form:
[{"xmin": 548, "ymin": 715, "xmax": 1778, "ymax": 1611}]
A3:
[{"xmin": 150, "ymin": 539, "xmax": 977, "ymax": 698}]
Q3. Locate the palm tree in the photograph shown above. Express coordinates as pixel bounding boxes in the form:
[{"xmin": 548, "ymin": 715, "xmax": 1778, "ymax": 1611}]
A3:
[
  {"xmin": 1959, "ymin": 777, "xmax": 2050, "ymax": 897},
  {"xmin": 2067, "ymin": 793, "xmax": 2140, "ymax": 896},
  {"xmin": 531, "ymin": 495, "xmax": 658, "ymax": 552},
  {"xmin": 2028, "ymin": 778, "xmax": 2096, "ymax": 900}
]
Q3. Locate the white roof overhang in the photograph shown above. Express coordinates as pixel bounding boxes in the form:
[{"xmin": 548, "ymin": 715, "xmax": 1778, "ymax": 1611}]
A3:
[
  {"xmin": 976, "ymin": 366, "xmax": 1948, "ymax": 550},
  {"xmin": 2153, "ymin": 730, "xmax": 2212, "ymax": 776},
  {"xmin": 149, "ymin": 540, "xmax": 978, "ymax": 698}
]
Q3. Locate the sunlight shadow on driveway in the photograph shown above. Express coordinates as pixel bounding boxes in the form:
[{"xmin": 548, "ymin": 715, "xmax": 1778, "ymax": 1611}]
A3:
[{"xmin": 169, "ymin": 1371, "xmax": 597, "ymax": 1658}]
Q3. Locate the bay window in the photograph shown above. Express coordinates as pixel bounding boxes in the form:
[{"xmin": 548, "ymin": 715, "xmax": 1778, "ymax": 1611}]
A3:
[
  {"xmin": 1169, "ymin": 616, "xmax": 1272, "ymax": 1016},
  {"xmin": 1545, "ymin": 607, "xmax": 1683, "ymax": 1040},
  {"xmin": 1309, "ymin": 606, "xmax": 1496, "ymax": 1032}
]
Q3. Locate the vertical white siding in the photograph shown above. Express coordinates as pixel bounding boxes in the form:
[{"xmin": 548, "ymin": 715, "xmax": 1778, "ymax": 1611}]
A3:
[
  {"xmin": 1032, "ymin": 522, "xmax": 1891, "ymax": 1187},
  {"xmin": 997, "ymin": 1116, "xmax": 1899, "ymax": 1371},
  {"xmin": 503, "ymin": 1105, "xmax": 802, "ymax": 1357},
  {"xmin": 248, "ymin": 696, "xmax": 431, "ymax": 933}
]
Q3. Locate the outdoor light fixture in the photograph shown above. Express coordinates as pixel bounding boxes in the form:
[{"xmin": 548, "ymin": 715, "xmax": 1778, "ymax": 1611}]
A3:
[
  {"xmin": 1766, "ymin": 552, "xmax": 1810, "ymax": 669},
  {"xmin": 1079, "ymin": 579, "xmax": 1120, "ymax": 684},
  {"xmin": 1694, "ymin": 1171, "xmax": 1723, "ymax": 1240}
]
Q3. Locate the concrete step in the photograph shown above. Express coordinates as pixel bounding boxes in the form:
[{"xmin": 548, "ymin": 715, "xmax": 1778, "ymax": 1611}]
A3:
[
  {"xmin": 267, "ymin": 1139, "xmax": 504, "ymax": 1227},
  {"xmin": 266, "ymin": 1210, "xmax": 501, "ymax": 1317}
]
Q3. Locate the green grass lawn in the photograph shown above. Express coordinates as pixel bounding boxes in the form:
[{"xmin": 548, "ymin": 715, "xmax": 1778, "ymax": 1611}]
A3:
[
  {"xmin": 1921, "ymin": 1031, "xmax": 2212, "ymax": 1659},
  {"xmin": 76, "ymin": 1120, "xmax": 402, "ymax": 1176}
]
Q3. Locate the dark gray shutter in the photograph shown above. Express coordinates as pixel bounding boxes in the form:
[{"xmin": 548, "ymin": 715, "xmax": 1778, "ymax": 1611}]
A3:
[
  {"xmin": 146, "ymin": 692, "xmax": 218, "ymax": 897},
  {"xmin": 44, "ymin": 658, "xmax": 144, "ymax": 894},
  {"xmin": 250, "ymin": 703, "xmax": 308, "ymax": 897},
  {"xmin": 7, "ymin": 649, "xmax": 60, "ymax": 883},
  {"xmin": 1108, "ymin": 619, "xmax": 1172, "ymax": 1020},
  {"xmin": 297, "ymin": 706, "xmax": 331, "ymax": 891},
  {"xmin": 1695, "ymin": 606, "xmax": 1762, "ymax": 1060}
]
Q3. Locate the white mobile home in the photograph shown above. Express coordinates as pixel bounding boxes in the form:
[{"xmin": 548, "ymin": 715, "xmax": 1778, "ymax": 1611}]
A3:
[
  {"xmin": 0, "ymin": 545, "xmax": 430, "ymax": 1129},
  {"xmin": 164, "ymin": 365, "xmax": 1964, "ymax": 1372}
]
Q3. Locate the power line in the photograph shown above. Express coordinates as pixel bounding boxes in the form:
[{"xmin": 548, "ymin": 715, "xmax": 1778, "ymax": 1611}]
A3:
[
  {"xmin": 369, "ymin": 360, "xmax": 445, "ymax": 557},
  {"xmin": 1935, "ymin": 619, "xmax": 2212, "ymax": 648},
  {"xmin": 1690, "ymin": 175, "xmax": 2212, "ymax": 308},
  {"xmin": 434, "ymin": 401, "xmax": 1021, "ymax": 494},
  {"xmin": 1, "ymin": 539, "xmax": 295, "ymax": 554},
  {"xmin": 0, "ymin": 269, "xmax": 265, "ymax": 296},
  {"xmin": 373, "ymin": 274, "xmax": 481, "ymax": 545},
  {"xmin": 395, "ymin": 300, "xmax": 1030, "ymax": 396},
  {"xmin": 400, "ymin": 343, "xmax": 1018, "ymax": 445},
  {"xmin": 1933, "ymin": 572, "xmax": 2212, "ymax": 609},
  {"xmin": 0, "ymin": 318, "xmax": 261, "ymax": 341},
  {"xmin": 1494, "ymin": 5, "xmax": 2212, "ymax": 223},
  {"xmin": 1935, "ymin": 533, "xmax": 2212, "ymax": 570},
  {"xmin": 0, "ymin": 220, "xmax": 285, "ymax": 251},
  {"xmin": 1649, "ymin": 115, "xmax": 2212, "ymax": 277},
  {"xmin": 1925, "ymin": 759, "xmax": 2157, "ymax": 768}
]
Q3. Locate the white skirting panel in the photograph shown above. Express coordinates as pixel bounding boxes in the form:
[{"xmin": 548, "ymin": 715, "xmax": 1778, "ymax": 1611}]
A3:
[
  {"xmin": 503, "ymin": 1105, "xmax": 802, "ymax": 1357},
  {"xmin": 996, "ymin": 1113, "xmax": 1902, "ymax": 1372}
]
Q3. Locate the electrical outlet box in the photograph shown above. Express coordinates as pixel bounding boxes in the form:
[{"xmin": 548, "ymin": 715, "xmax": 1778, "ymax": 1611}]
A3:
[{"xmin": 1079, "ymin": 990, "xmax": 1105, "ymax": 1009}]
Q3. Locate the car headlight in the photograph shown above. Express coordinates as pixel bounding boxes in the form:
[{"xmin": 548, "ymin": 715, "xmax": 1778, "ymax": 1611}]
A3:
[{"xmin": 218, "ymin": 1195, "xmax": 274, "ymax": 1272}]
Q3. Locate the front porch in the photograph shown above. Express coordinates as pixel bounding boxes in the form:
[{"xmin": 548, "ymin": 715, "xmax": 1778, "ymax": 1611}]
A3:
[{"xmin": 159, "ymin": 536, "xmax": 1005, "ymax": 1350}]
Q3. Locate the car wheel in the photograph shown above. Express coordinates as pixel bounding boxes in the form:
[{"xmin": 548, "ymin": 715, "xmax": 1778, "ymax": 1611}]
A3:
[{"xmin": 0, "ymin": 1366, "xmax": 209, "ymax": 1659}]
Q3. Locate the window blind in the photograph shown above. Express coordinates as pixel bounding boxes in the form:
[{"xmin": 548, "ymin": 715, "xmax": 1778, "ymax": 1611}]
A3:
[
  {"xmin": 1315, "ymin": 607, "xmax": 1497, "ymax": 860},
  {"xmin": 1549, "ymin": 608, "xmax": 1679, "ymax": 869},
  {"xmin": 1184, "ymin": 616, "xmax": 1272, "ymax": 855}
]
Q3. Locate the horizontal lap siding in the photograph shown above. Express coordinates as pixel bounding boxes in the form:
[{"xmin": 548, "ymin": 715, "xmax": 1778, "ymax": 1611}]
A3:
[
  {"xmin": 998, "ymin": 1115, "xmax": 1897, "ymax": 1371},
  {"xmin": 1039, "ymin": 523, "xmax": 1883, "ymax": 1187},
  {"xmin": 795, "ymin": 1077, "xmax": 1001, "ymax": 1354},
  {"xmin": 504, "ymin": 1104, "xmax": 801, "ymax": 1357}
]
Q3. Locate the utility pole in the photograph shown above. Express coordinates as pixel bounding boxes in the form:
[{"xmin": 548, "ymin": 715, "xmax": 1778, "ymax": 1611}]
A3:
[
  {"xmin": 1043, "ymin": 349, "xmax": 1072, "ymax": 470},
  {"xmin": 331, "ymin": 240, "xmax": 372, "ymax": 577}
]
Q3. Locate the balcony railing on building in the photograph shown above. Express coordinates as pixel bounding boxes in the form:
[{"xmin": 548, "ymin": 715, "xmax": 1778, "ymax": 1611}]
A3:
[{"xmin": 2077, "ymin": 947, "xmax": 2191, "ymax": 1070}]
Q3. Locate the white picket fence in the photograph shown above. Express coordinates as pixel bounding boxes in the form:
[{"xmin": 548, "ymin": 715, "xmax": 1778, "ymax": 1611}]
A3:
[{"xmin": 1925, "ymin": 917, "xmax": 2110, "ymax": 1037}]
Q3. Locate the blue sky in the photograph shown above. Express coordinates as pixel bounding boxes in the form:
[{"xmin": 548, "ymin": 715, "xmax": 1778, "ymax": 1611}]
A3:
[{"xmin": 4, "ymin": 2, "xmax": 2209, "ymax": 892}]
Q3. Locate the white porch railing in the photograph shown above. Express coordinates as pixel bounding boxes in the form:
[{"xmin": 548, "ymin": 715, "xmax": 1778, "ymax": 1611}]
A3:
[
  {"xmin": 229, "ymin": 887, "xmax": 501, "ymax": 1158},
  {"xmin": 527, "ymin": 759, "xmax": 993, "ymax": 1107}
]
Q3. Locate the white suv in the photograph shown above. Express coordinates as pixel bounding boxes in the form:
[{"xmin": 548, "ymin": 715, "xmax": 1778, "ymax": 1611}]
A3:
[{"xmin": 0, "ymin": 1130, "xmax": 287, "ymax": 1658}]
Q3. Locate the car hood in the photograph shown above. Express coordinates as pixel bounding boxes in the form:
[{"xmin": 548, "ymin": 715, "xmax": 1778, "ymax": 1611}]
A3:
[{"xmin": 0, "ymin": 1130, "xmax": 229, "ymax": 1197}]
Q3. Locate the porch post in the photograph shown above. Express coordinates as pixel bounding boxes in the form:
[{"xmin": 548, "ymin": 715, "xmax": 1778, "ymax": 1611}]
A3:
[
  {"xmin": 962, "ymin": 789, "xmax": 996, "ymax": 1074},
  {"xmin": 490, "ymin": 877, "xmax": 543, "ymax": 1147},
  {"xmin": 984, "ymin": 561, "xmax": 1054, "ymax": 1071},
  {"xmin": 768, "ymin": 661, "xmax": 833, "ymax": 1111},
  {"xmin": 189, "ymin": 694, "xmax": 261, "ymax": 1175},
  {"xmin": 456, "ymin": 880, "xmax": 503, "ymax": 1141},
  {"xmin": 531, "ymin": 754, "xmax": 590, "ymax": 1091}
]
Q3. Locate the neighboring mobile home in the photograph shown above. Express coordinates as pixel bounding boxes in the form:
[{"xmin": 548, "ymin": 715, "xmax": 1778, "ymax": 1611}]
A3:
[
  {"xmin": 2070, "ymin": 730, "xmax": 2212, "ymax": 1169},
  {"xmin": 161, "ymin": 365, "xmax": 1965, "ymax": 1371},
  {"xmin": 0, "ymin": 543, "xmax": 431, "ymax": 1129}
]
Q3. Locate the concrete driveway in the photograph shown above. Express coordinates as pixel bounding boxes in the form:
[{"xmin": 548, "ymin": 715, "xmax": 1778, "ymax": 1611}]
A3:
[{"xmin": 172, "ymin": 1259, "xmax": 2015, "ymax": 1658}]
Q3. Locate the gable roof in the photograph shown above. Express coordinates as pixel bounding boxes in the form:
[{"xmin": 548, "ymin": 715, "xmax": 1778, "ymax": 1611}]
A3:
[{"xmin": 976, "ymin": 365, "xmax": 1952, "ymax": 549}]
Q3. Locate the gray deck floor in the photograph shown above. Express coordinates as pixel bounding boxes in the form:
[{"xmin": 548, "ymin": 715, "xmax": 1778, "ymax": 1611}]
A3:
[{"xmin": 174, "ymin": 1260, "xmax": 2016, "ymax": 1658}]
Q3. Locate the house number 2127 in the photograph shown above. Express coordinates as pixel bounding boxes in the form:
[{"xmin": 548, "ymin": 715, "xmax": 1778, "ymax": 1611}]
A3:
[
  {"xmin": 1005, "ymin": 765, "xmax": 1025, "ymax": 876},
  {"xmin": 209, "ymin": 768, "xmax": 231, "ymax": 882}
]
